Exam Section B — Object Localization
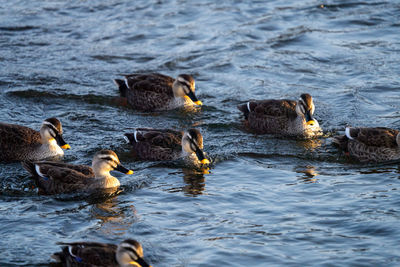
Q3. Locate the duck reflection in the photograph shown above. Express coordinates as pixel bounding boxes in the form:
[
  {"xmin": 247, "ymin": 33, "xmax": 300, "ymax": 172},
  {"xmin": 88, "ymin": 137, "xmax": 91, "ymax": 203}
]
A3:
[
  {"xmin": 294, "ymin": 165, "xmax": 319, "ymax": 183},
  {"xmin": 296, "ymin": 138, "xmax": 323, "ymax": 151},
  {"xmin": 181, "ymin": 168, "xmax": 207, "ymax": 196},
  {"xmin": 88, "ymin": 194, "xmax": 137, "ymax": 235}
]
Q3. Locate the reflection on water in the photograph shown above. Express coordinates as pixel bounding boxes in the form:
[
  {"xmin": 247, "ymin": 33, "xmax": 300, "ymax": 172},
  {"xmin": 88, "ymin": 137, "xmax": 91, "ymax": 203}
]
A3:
[
  {"xmin": 182, "ymin": 168, "xmax": 207, "ymax": 196},
  {"xmin": 296, "ymin": 138, "xmax": 323, "ymax": 151},
  {"xmin": 1, "ymin": 0, "xmax": 400, "ymax": 265},
  {"xmin": 295, "ymin": 165, "xmax": 319, "ymax": 183},
  {"xmin": 89, "ymin": 195, "xmax": 137, "ymax": 236},
  {"xmin": 166, "ymin": 168, "xmax": 207, "ymax": 196}
]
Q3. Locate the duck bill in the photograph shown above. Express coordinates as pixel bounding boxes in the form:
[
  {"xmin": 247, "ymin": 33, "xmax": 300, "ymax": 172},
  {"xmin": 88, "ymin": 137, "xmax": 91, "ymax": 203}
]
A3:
[
  {"xmin": 305, "ymin": 110, "xmax": 316, "ymax": 126},
  {"xmin": 186, "ymin": 91, "xmax": 202, "ymax": 106},
  {"xmin": 129, "ymin": 257, "xmax": 152, "ymax": 267},
  {"xmin": 55, "ymin": 134, "xmax": 71, "ymax": 149},
  {"xmin": 195, "ymin": 148, "xmax": 210, "ymax": 164},
  {"xmin": 114, "ymin": 164, "xmax": 134, "ymax": 175}
]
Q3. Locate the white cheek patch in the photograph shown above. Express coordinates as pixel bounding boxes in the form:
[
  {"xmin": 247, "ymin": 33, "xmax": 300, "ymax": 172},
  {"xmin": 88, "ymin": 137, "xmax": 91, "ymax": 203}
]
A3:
[
  {"xmin": 177, "ymin": 77, "xmax": 186, "ymax": 83},
  {"xmin": 50, "ymin": 129, "xmax": 56, "ymax": 137},
  {"xmin": 123, "ymin": 135, "xmax": 130, "ymax": 143},
  {"xmin": 300, "ymin": 105, "xmax": 305, "ymax": 114},
  {"xmin": 247, "ymin": 102, "xmax": 251, "ymax": 112},
  {"xmin": 345, "ymin": 127, "xmax": 354, "ymax": 140},
  {"xmin": 311, "ymin": 104, "xmax": 315, "ymax": 115},
  {"xmin": 134, "ymin": 130, "xmax": 139, "ymax": 142}
]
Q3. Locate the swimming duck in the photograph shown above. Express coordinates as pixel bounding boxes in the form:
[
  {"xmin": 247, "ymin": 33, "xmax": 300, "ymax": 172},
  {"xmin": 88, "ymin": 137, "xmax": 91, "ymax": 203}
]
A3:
[
  {"xmin": 0, "ymin": 117, "xmax": 70, "ymax": 162},
  {"xmin": 124, "ymin": 128, "xmax": 210, "ymax": 166},
  {"xmin": 114, "ymin": 73, "xmax": 202, "ymax": 111},
  {"xmin": 52, "ymin": 239, "xmax": 151, "ymax": 267},
  {"xmin": 22, "ymin": 150, "xmax": 133, "ymax": 194},
  {"xmin": 237, "ymin": 93, "xmax": 322, "ymax": 138},
  {"xmin": 333, "ymin": 127, "xmax": 400, "ymax": 162}
]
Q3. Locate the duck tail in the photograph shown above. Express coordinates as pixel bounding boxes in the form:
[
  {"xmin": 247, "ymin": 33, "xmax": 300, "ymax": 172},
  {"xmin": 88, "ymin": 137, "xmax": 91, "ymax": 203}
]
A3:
[
  {"xmin": 237, "ymin": 101, "xmax": 253, "ymax": 119},
  {"xmin": 332, "ymin": 135, "xmax": 349, "ymax": 151},
  {"xmin": 124, "ymin": 132, "xmax": 138, "ymax": 144},
  {"xmin": 51, "ymin": 251, "xmax": 63, "ymax": 262},
  {"xmin": 51, "ymin": 244, "xmax": 70, "ymax": 263},
  {"xmin": 114, "ymin": 79, "xmax": 128, "ymax": 97},
  {"xmin": 21, "ymin": 161, "xmax": 38, "ymax": 177}
]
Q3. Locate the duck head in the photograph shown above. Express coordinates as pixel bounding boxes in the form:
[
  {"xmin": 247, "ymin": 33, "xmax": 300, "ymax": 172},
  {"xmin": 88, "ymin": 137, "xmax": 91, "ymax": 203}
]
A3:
[
  {"xmin": 116, "ymin": 239, "xmax": 152, "ymax": 267},
  {"xmin": 182, "ymin": 129, "xmax": 210, "ymax": 164},
  {"xmin": 40, "ymin": 118, "xmax": 70, "ymax": 149},
  {"xmin": 172, "ymin": 74, "xmax": 202, "ymax": 106},
  {"xmin": 295, "ymin": 93, "xmax": 317, "ymax": 126},
  {"xmin": 92, "ymin": 150, "xmax": 133, "ymax": 178}
]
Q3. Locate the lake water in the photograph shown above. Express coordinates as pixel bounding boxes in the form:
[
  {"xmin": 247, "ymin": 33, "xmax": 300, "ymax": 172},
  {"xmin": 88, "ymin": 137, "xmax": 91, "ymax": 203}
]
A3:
[{"xmin": 1, "ymin": 0, "xmax": 400, "ymax": 266}]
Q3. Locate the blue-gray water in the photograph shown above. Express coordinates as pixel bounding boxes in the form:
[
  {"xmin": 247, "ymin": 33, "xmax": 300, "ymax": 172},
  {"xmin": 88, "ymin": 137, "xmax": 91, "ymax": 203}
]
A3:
[{"xmin": 1, "ymin": 0, "xmax": 400, "ymax": 266}]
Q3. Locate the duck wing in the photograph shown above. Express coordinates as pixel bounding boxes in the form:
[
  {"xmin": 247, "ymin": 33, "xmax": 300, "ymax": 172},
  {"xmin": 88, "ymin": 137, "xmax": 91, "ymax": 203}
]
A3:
[
  {"xmin": 125, "ymin": 128, "xmax": 183, "ymax": 161},
  {"xmin": 346, "ymin": 127, "xmax": 399, "ymax": 148},
  {"xmin": 23, "ymin": 161, "xmax": 95, "ymax": 194},
  {"xmin": 125, "ymin": 73, "xmax": 175, "ymax": 96},
  {"xmin": 240, "ymin": 99, "xmax": 298, "ymax": 119},
  {"xmin": 254, "ymin": 99, "xmax": 298, "ymax": 118},
  {"xmin": 53, "ymin": 242, "xmax": 117, "ymax": 266},
  {"xmin": 0, "ymin": 123, "xmax": 41, "ymax": 161}
]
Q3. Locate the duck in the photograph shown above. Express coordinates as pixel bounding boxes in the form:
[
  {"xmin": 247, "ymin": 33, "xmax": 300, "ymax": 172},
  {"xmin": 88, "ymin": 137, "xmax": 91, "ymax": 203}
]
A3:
[
  {"xmin": 52, "ymin": 239, "xmax": 151, "ymax": 267},
  {"xmin": 114, "ymin": 73, "xmax": 202, "ymax": 111},
  {"xmin": 21, "ymin": 150, "xmax": 133, "ymax": 195},
  {"xmin": 237, "ymin": 93, "xmax": 322, "ymax": 138},
  {"xmin": 124, "ymin": 128, "xmax": 210, "ymax": 167},
  {"xmin": 0, "ymin": 117, "xmax": 70, "ymax": 162},
  {"xmin": 333, "ymin": 126, "xmax": 400, "ymax": 162}
]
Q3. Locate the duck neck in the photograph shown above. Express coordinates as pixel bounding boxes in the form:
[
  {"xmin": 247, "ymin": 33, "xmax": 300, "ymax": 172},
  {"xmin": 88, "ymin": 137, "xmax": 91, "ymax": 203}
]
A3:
[
  {"xmin": 92, "ymin": 167, "xmax": 120, "ymax": 188},
  {"xmin": 181, "ymin": 146, "xmax": 191, "ymax": 157},
  {"xmin": 40, "ymin": 138, "xmax": 64, "ymax": 156},
  {"xmin": 93, "ymin": 168, "xmax": 111, "ymax": 179}
]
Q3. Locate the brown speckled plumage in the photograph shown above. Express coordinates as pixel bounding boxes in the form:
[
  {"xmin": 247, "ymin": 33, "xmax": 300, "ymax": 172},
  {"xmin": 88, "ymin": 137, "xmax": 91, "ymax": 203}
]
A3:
[
  {"xmin": 125, "ymin": 128, "xmax": 184, "ymax": 161},
  {"xmin": 0, "ymin": 118, "xmax": 67, "ymax": 162},
  {"xmin": 114, "ymin": 73, "xmax": 199, "ymax": 111},
  {"xmin": 237, "ymin": 94, "xmax": 321, "ymax": 138},
  {"xmin": 333, "ymin": 127, "xmax": 400, "ymax": 162},
  {"xmin": 22, "ymin": 160, "xmax": 95, "ymax": 195},
  {"xmin": 22, "ymin": 150, "xmax": 132, "ymax": 195},
  {"xmin": 124, "ymin": 128, "xmax": 208, "ymax": 166},
  {"xmin": 52, "ymin": 239, "xmax": 150, "ymax": 267}
]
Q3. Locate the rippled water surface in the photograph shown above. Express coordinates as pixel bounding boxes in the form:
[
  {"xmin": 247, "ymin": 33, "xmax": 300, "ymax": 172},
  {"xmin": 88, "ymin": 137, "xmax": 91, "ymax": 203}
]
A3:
[{"xmin": 1, "ymin": 0, "xmax": 400, "ymax": 266}]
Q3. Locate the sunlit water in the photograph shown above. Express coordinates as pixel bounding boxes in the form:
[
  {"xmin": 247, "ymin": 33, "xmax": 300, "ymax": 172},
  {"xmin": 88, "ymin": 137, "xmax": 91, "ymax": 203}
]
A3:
[{"xmin": 1, "ymin": 0, "xmax": 400, "ymax": 266}]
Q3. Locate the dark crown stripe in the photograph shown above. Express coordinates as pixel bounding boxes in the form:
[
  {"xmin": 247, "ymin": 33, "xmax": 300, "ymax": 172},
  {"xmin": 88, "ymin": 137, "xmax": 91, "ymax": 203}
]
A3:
[{"xmin": 43, "ymin": 122, "xmax": 60, "ymax": 135}]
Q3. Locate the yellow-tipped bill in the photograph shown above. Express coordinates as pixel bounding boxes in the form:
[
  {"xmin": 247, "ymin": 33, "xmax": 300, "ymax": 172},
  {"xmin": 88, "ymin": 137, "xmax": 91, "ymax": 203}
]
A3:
[
  {"xmin": 306, "ymin": 120, "xmax": 316, "ymax": 126},
  {"xmin": 126, "ymin": 170, "xmax": 134, "ymax": 175},
  {"xmin": 201, "ymin": 158, "xmax": 210, "ymax": 164},
  {"xmin": 128, "ymin": 262, "xmax": 142, "ymax": 267},
  {"xmin": 194, "ymin": 100, "xmax": 203, "ymax": 106},
  {"xmin": 61, "ymin": 144, "xmax": 71, "ymax": 149}
]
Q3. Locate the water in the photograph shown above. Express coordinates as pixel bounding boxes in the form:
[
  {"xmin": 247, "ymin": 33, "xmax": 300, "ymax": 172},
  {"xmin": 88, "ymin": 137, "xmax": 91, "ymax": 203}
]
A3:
[{"xmin": 1, "ymin": 0, "xmax": 400, "ymax": 266}]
